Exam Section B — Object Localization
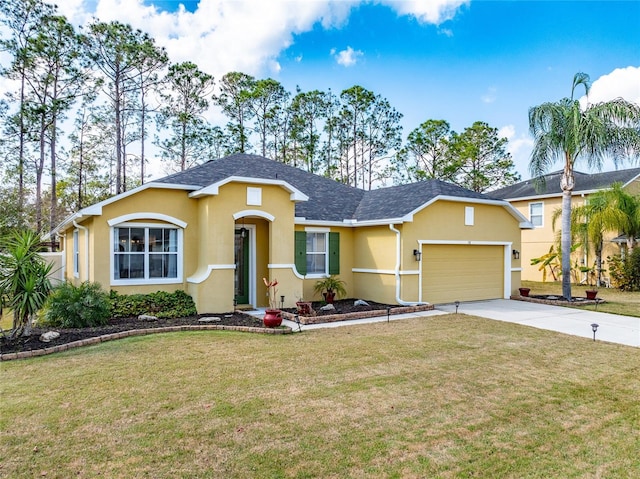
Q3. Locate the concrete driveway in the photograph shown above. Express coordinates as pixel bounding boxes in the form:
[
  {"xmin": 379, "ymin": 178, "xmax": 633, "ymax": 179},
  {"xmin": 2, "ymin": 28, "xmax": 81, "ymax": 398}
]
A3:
[{"xmin": 437, "ymin": 299, "xmax": 640, "ymax": 348}]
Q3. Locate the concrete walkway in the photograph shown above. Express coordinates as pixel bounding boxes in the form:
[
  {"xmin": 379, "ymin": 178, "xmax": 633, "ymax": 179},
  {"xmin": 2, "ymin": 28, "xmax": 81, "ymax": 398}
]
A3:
[
  {"xmin": 255, "ymin": 299, "xmax": 639, "ymax": 348},
  {"xmin": 438, "ymin": 299, "xmax": 640, "ymax": 348},
  {"xmin": 246, "ymin": 308, "xmax": 448, "ymax": 331}
]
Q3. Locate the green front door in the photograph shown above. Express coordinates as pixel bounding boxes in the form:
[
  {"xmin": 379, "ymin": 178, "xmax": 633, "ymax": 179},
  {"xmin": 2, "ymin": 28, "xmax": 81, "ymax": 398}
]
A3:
[{"xmin": 234, "ymin": 229, "xmax": 250, "ymax": 305}]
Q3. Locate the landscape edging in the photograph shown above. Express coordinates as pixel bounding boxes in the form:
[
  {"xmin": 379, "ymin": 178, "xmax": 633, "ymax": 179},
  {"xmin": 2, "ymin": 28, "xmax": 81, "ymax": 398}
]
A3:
[
  {"xmin": 282, "ymin": 303, "xmax": 434, "ymax": 325},
  {"xmin": 1, "ymin": 324, "xmax": 292, "ymax": 362}
]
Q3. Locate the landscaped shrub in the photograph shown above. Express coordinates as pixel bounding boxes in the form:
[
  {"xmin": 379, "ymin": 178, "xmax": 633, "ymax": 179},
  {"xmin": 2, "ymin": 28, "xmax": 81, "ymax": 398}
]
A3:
[
  {"xmin": 110, "ymin": 290, "xmax": 197, "ymax": 319},
  {"xmin": 608, "ymin": 250, "xmax": 640, "ymax": 291},
  {"xmin": 43, "ymin": 282, "xmax": 111, "ymax": 328}
]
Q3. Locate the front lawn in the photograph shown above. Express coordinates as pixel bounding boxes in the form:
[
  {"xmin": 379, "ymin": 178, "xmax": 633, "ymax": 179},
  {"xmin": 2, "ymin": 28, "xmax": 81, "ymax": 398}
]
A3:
[
  {"xmin": 522, "ymin": 280, "xmax": 640, "ymax": 317},
  {"xmin": 2, "ymin": 315, "xmax": 638, "ymax": 478}
]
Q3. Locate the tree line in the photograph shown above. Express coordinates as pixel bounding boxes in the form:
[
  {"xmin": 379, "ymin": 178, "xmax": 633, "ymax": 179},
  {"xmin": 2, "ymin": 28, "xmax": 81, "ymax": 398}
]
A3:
[{"xmin": 0, "ymin": 0, "xmax": 521, "ymax": 235}]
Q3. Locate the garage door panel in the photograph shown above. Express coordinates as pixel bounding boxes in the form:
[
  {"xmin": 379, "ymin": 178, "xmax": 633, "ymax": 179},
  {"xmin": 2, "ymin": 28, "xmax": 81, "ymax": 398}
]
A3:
[{"xmin": 422, "ymin": 245, "xmax": 504, "ymax": 304}]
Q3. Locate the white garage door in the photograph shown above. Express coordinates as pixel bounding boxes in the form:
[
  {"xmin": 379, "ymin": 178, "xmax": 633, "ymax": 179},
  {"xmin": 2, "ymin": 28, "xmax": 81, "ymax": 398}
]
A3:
[{"xmin": 422, "ymin": 244, "xmax": 504, "ymax": 304}]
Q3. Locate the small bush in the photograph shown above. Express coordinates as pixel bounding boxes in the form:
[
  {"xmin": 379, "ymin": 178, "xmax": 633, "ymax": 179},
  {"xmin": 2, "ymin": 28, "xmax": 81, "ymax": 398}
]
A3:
[
  {"xmin": 43, "ymin": 282, "xmax": 111, "ymax": 328},
  {"xmin": 608, "ymin": 250, "xmax": 640, "ymax": 291},
  {"xmin": 110, "ymin": 290, "xmax": 197, "ymax": 319}
]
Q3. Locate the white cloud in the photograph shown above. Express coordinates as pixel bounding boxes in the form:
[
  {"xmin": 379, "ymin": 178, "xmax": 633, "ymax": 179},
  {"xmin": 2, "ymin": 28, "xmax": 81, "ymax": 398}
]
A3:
[
  {"xmin": 499, "ymin": 125, "xmax": 534, "ymax": 179},
  {"xmin": 379, "ymin": 0, "xmax": 469, "ymax": 25},
  {"xmin": 588, "ymin": 66, "xmax": 640, "ymax": 105},
  {"xmin": 73, "ymin": 0, "xmax": 358, "ymax": 79},
  {"xmin": 481, "ymin": 87, "xmax": 497, "ymax": 104},
  {"xmin": 333, "ymin": 46, "xmax": 363, "ymax": 67}
]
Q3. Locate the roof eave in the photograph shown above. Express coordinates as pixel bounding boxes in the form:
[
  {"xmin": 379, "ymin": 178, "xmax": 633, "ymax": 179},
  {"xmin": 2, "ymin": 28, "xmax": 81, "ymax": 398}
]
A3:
[{"xmin": 190, "ymin": 176, "xmax": 309, "ymax": 202}]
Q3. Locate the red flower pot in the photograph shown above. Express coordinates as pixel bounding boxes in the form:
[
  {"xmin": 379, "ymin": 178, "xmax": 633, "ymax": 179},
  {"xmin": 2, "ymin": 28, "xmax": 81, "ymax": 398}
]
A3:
[
  {"xmin": 323, "ymin": 291, "xmax": 336, "ymax": 303},
  {"xmin": 263, "ymin": 309, "xmax": 283, "ymax": 328},
  {"xmin": 586, "ymin": 290, "xmax": 598, "ymax": 300},
  {"xmin": 519, "ymin": 287, "xmax": 530, "ymax": 297}
]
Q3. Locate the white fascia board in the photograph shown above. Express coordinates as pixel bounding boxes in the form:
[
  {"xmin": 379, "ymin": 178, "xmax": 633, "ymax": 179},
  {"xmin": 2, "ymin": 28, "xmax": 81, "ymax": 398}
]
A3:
[
  {"xmin": 501, "ymin": 189, "xmax": 600, "ymax": 202},
  {"xmin": 294, "ymin": 217, "xmax": 407, "ymax": 227},
  {"xmin": 403, "ymin": 195, "xmax": 532, "ymax": 228},
  {"xmin": 52, "ymin": 182, "xmax": 199, "ymax": 232},
  {"xmin": 189, "ymin": 176, "xmax": 309, "ymax": 202}
]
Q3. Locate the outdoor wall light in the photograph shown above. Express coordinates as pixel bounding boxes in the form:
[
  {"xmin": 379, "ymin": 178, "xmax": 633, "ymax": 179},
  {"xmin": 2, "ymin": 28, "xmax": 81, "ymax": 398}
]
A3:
[
  {"xmin": 591, "ymin": 323, "xmax": 599, "ymax": 341},
  {"xmin": 512, "ymin": 249, "xmax": 520, "ymax": 260},
  {"xmin": 413, "ymin": 249, "xmax": 422, "ymax": 261}
]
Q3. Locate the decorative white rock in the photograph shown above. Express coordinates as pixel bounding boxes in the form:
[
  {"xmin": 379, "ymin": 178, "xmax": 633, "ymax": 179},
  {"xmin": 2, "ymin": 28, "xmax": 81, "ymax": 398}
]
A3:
[
  {"xmin": 354, "ymin": 300, "xmax": 369, "ymax": 306},
  {"xmin": 320, "ymin": 303, "xmax": 335, "ymax": 311},
  {"xmin": 198, "ymin": 316, "xmax": 221, "ymax": 323},
  {"xmin": 40, "ymin": 331, "xmax": 60, "ymax": 342}
]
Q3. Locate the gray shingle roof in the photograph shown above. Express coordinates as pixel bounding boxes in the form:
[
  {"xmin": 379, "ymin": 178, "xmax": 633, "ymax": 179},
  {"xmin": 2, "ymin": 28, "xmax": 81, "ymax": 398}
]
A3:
[
  {"xmin": 354, "ymin": 179, "xmax": 488, "ymax": 221},
  {"xmin": 153, "ymin": 153, "xmax": 501, "ymax": 222},
  {"xmin": 489, "ymin": 168, "xmax": 640, "ymax": 200}
]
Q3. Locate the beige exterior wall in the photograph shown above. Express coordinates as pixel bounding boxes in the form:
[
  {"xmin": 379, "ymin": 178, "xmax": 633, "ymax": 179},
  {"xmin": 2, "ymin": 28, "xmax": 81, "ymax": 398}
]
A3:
[
  {"xmin": 296, "ymin": 226, "xmax": 355, "ymax": 302},
  {"xmin": 351, "ymin": 225, "xmax": 398, "ymax": 304},
  {"xmin": 59, "ymin": 183, "xmax": 524, "ymax": 312},
  {"xmin": 512, "ymin": 192, "xmax": 627, "ymax": 283},
  {"xmin": 189, "ymin": 182, "xmax": 302, "ymax": 313},
  {"xmin": 60, "ymin": 184, "xmax": 305, "ymax": 313},
  {"xmin": 350, "ymin": 200, "xmax": 523, "ymax": 304},
  {"xmin": 411, "ymin": 201, "xmax": 522, "ymax": 301}
]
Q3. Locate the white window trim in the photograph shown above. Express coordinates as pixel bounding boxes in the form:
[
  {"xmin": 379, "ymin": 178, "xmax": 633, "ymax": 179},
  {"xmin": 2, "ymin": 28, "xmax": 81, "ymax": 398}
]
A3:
[
  {"xmin": 529, "ymin": 201, "xmax": 544, "ymax": 228},
  {"xmin": 110, "ymin": 223, "xmax": 184, "ymax": 286},
  {"xmin": 465, "ymin": 206, "xmax": 475, "ymax": 226},
  {"xmin": 305, "ymin": 231, "xmax": 329, "ymax": 278}
]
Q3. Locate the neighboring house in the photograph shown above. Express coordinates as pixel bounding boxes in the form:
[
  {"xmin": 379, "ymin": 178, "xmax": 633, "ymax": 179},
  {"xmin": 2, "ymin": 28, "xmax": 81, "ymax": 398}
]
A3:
[
  {"xmin": 53, "ymin": 154, "xmax": 531, "ymax": 312},
  {"xmin": 490, "ymin": 168, "xmax": 640, "ymax": 282}
]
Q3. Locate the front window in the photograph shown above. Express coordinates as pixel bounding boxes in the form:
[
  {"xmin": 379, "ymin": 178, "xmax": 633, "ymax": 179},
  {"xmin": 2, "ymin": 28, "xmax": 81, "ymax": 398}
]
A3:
[
  {"xmin": 113, "ymin": 226, "xmax": 179, "ymax": 282},
  {"xmin": 306, "ymin": 232, "xmax": 327, "ymax": 275},
  {"xmin": 529, "ymin": 202, "xmax": 543, "ymax": 227}
]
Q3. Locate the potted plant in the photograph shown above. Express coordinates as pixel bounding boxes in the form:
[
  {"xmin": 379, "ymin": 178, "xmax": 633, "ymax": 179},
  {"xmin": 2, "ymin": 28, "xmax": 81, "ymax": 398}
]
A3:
[
  {"xmin": 262, "ymin": 277, "xmax": 282, "ymax": 327},
  {"xmin": 518, "ymin": 287, "xmax": 531, "ymax": 297},
  {"xmin": 313, "ymin": 275, "xmax": 347, "ymax": 304},
  {"xmin": 580, "ymin": 265, "xmax": 598, "ymax": 300},
  {"xmin": 296, "ymin": 299, "xmax": 313, "ymax": 315}
]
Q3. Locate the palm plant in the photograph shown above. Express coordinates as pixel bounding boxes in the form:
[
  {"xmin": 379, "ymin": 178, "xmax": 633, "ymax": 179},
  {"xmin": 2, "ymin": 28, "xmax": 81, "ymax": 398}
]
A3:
[
  {"xmin": 606, "ymin": 183, "xmax": 640, "ymax": 252},
  {"xmin": 529, "ymin": 72, "xmax": 640, "ymax": 300},
  {"xmin": 0, "ymin": 230, "xmax": 54, "ymax": 339},
  {"xmin": 570, "ymin": 189, "xmax": 629, "ymax": 286}
]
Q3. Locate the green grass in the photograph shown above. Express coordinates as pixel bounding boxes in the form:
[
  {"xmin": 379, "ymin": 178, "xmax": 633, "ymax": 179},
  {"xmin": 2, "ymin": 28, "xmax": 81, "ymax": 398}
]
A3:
[
  {"xmin": 522, "ymin": 280, "xmax": 640, "ymax": 317},
  {"xmin": 2, "ymin": 316, "xmax": 639, "ymax": 478}
]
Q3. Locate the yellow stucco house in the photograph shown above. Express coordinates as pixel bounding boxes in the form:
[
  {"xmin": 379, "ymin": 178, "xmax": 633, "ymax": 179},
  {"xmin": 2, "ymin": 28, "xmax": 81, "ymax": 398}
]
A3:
[
  {"xmin": 53, "ymin": 154, "xmax": 531, "ymax": 312},
  {"xmin": 490, "ymin": 167, "xmax": 640, "ymax": 282}
]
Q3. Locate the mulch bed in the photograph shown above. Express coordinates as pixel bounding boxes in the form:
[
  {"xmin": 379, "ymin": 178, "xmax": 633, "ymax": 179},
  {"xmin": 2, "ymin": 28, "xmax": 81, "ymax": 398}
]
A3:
[
  {"xmin": 0, "ymin": 299, "xmax": 404, "ymax": 358},
  {"xmin": 511, "ymin": 294, "xmax": 604, "ymax": 306},
  {"xmin": 0, "ymin": 312, "xmax": 266, "ymax": 357}
]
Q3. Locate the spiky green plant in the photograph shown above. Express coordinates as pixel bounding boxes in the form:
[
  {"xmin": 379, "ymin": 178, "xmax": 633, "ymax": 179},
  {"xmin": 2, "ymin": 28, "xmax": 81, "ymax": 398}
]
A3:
[{"xmin": 0, "ymin": 230, "xmax": 54, "ymax": 338}]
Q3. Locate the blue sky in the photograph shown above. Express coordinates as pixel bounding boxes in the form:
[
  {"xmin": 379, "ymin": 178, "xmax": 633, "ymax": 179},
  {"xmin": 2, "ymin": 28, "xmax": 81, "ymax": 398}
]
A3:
[{"xmin": 56, "ymin": 0, "xmax": 640, "ymax": 180}]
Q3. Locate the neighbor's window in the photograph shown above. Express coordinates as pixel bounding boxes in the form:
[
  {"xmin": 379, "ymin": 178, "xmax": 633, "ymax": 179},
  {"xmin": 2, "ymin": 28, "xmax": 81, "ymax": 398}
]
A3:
[
  {"xmin": 306, "ymin": 232, "xmax": 327, "ymax": 275},
  {"xmin": 113, "ymin": 226, "xmax": 179, "ymax": 281},
  {"xmin": 529, "ymin": 202, "xmax": 543, "ymax": 227}
]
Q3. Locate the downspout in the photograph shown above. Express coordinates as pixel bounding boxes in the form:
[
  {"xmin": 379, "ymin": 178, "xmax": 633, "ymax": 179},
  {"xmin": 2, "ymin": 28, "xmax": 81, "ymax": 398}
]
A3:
[
  {"xmin": 389, "ymin": 223, "xmax": 423, "ymax": 305},
  {"xmin": 73, "ymin": 220, "xmax": 89, "ymax": 280}
]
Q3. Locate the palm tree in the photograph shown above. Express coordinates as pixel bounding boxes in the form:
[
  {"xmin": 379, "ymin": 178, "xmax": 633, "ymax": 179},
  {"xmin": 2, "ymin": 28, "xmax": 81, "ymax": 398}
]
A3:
[
  {"xmin": 606, "ymin": 183, "xmax": 640, "ymax": 252},
  {"xmin": 529, "ymin": 72, "xmax": 640, "ymax": 300},
  {"xmin": 0, "ymin": 230, "xmax": 54, "ymax": 339},
  {"xmin": 570, "ymin": 188, "xmax": 630, "ymax": 286}
]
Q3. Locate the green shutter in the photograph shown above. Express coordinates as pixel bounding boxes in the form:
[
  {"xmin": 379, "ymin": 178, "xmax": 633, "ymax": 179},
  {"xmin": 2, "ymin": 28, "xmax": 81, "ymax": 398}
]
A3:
[
  {"xmin": 295, "ymin": 231, "xmax": 307, "ymax": 276},
  {"xmin": 328, "ymin": 232, "xmax": 340, "ymax": 275}
]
